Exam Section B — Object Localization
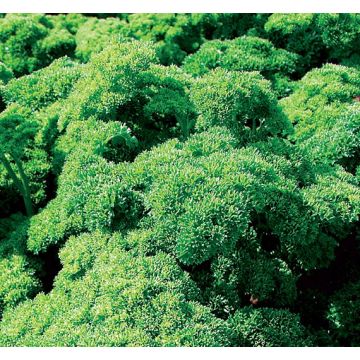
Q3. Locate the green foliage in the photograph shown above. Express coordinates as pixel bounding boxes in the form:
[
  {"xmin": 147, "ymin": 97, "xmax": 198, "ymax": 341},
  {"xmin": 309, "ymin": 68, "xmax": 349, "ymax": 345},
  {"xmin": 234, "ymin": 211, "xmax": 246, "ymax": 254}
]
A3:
[
  {"xmin": 0, "ymin": 214, "xmax": 40, "ymax": 315},
  {"xmin": 303, "ymin": 169, "xmax": 360, "ymax": 226},
  {"xmin": 281, "ymin": 64, "xmax": 360, "ymax": 170},
  {"xmin": 206, "ymin": 252, "xmax": 297, "ymax": 314},
  {"xmin": 0, "ymin": 107, "xmax": 41, "ymax": 215},
  {"xmin": 0, "ymin": 256, "xmax": 39, "ymax": 315},
  {"xmin": 119, "ymin": 14, "xmax": 209, "ymax": 65},
  {"xmin": 56, "ymin": 231, "xmax": 111, "ymax": 285},
  {"xmin": 0, "ymin": 57, "xmax": 83, "ymax": 168},
  {"xmin": 0, "ymin": 58, "xmax": 83, "ymax": 213},
  {"xmin": 0, "ymin": 232, "xmax": 232, "ymax": 346},
  {"xmin": 49, "ymin": 42, "xmax": 194, "ymax": 152},
  {"xmin": 27, "ymin": 152, "xmax": 141, "ymax": 253},
  {"xmin": 189, "ymin": 68, "xmax": 292, "ymax": 143},
  {"xmin": 316, "ymin": 14, "xmax": 360, "ymax": 63},
  {"xmin": 50, "ymin": 14, "xmax": 87, "ymax": 36},
  {"xmin": 53, "ymin": 118, "xmax": 138, "ymax": 173},
  {"xmin": 0, "ymin": 109, "xmax": 38, "ymax": 159},
  {"xmin": 1, "ymin": 13, "xmax": 360, "ymax": 347},
  {"xmin": 118, "ymin": 129, "xmax": 360, "ymax": 314},
  {"xmin": 230, "ymin": 307, "xmax": 313, "ymax": 346},
  {"xmin": 202, "ymin": 14, "xmax": 270, "ymax": 40},
  {"xmin": 0, "ymin": 14, "xmax": 76, "ymax": 76},
  {"xmin": 56, "ymin": 41, "xmax": 158, "ymax": 130},
  {"xmin": 0, "ymin": 62, "xmax": 13, "ymax": 85},
  {"xmin": 56, "ymin": 44, "xmax": 194, "ymax": 145},
  {"xmin": 0, "ymin": 42, "xmax": 194, "ymax": 219},
  {"xmin": 264, "ymin": 14, "xmax": 319, "ymax": 72},
  {"xmin": 75, "ymin": 17, "xmax": 125, "ymax": 62},
  {"xmin": 2, "ymin": 57, "xmax": 82, "ymax": 112},
  {"xmin": 120, "ymin": 14, "xmax": 271, "ymax": 66},
  {"xmin": 183, "ymin": 36, "xmax": 298, "ymax": 96},
  {"xmin": 0, "ymin": 104, "xmax": 51, "ymax": 210},
  {"xmin": 138, "ymin": 64, "xmax": 196, "ymax": 141},
  {"xmin": 327, "ymin": 281, "xmax": 360, "ymax": 346},
  {"xmin": 265, "ymin": 14, "xmax": 360, "ymax": 73},
  {"xmin": 0, "ymin": 14, "xmax": 49, "ymax": 76}
]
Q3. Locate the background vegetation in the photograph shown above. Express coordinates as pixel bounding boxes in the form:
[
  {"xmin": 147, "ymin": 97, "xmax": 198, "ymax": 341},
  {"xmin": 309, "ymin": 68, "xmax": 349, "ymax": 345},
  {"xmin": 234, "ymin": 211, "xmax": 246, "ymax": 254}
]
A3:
[{"xmin": 1, "ymin": 13, "xmax": 360, "ymax": 347}]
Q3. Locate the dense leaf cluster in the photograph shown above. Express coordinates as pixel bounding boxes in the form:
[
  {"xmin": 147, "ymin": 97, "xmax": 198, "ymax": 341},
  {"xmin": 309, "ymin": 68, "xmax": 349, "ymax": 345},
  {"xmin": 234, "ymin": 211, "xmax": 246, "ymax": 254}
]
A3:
[{"xmin": 1, "ymin": 13, "xmax": 360, "ymax": 347}]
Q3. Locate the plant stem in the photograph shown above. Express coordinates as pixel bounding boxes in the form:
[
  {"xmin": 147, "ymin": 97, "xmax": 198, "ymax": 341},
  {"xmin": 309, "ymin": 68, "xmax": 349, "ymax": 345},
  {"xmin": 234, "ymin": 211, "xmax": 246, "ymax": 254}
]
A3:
[
  {"xmin": 13, "ymin": 156, "xmax": 33, "ymax": 217},
  {"xmin": 252, "ymin": 118, "xmax": 257, "ymax": 134},
  {"xmin": 0, "ymin": 152, "xmax": 33, "ymax": 217}
]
